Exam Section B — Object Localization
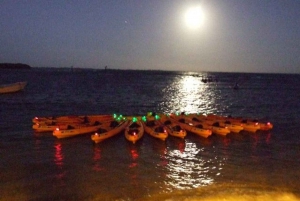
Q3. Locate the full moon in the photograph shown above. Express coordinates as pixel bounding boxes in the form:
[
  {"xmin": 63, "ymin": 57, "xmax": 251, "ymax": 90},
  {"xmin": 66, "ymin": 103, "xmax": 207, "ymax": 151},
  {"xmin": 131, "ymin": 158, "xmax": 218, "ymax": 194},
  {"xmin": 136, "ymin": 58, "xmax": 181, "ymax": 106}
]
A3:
[{"xmin": 184, "ymin": 6, "xmax": 203, "ymax": 29}]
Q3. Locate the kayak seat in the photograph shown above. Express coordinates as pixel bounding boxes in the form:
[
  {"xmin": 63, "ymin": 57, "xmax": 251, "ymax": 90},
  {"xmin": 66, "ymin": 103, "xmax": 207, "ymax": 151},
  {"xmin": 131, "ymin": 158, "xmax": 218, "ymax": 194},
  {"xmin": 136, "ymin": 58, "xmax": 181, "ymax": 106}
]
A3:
[
  {"xmin": 146, "ymin": 121, "xmax": 155, "ymax": 127},
  {"xmin": 110, "ymin": 121, "xmax": 119, "ymax": 127},
  {"xmin": 195, "ymin": 124, "xmax": 203, "ymax": 129},
  {"xmin": 173, "ymin": 125, "xmax": 181, "ymax": 131},
  {"xmin": 97, "ymin": 128, "xmax": 107, "ymax": 133},
  {"xmin": 164, "ymin": 120, "xmax": 171, "ymax": 125},
  {"xmin": 93, "ymin": 121, "xmax": 101, "ymax": 126},
  {"xmin": 83, "ymin": 116, "xmax": 89, "ymax": 123},
  {"xmin": 154, "ymin": 126, "xmax": 164, "ymax": 132},
  {"xmin": 192, "ymin": 117, "xmax": 200, "ymax": 122},
  {"xmin": 67, "ymin": 125, "xmax": 75, "ymax": 129},
  {"xmin": 178, "ymin": 119, "xmax": 185, "ymax": 123},
  {"xmin": 212, "ymin": 122, "xmax": 220, "ymax": 127},
  {"xmin": 129, "ymin": 122, "xmax": 140, "ymax": 128}
]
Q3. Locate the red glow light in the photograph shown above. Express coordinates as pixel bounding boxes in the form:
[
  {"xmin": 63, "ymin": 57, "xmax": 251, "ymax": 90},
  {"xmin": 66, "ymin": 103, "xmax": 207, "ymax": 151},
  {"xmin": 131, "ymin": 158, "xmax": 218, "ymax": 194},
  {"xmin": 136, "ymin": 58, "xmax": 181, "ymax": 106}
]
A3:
[{"xmin": 131, "ymin": 149, "xmax": 139, "ymax": 160}]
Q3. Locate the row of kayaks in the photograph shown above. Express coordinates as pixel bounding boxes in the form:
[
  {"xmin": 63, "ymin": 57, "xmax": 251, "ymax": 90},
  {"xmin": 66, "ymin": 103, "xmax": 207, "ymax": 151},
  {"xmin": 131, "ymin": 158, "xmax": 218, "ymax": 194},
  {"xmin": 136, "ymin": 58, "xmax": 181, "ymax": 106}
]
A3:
[{"xmin": 32, "ymin": 112, "xmax": 273, "ymax": 143}]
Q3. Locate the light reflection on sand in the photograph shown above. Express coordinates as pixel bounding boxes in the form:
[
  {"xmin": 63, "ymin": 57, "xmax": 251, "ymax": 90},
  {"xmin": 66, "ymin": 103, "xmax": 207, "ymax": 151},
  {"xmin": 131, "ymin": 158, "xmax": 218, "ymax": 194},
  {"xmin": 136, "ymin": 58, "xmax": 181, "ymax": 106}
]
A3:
[{"xmin": 140, "ymin": 183, "xmax": 300, "ymax": 201}]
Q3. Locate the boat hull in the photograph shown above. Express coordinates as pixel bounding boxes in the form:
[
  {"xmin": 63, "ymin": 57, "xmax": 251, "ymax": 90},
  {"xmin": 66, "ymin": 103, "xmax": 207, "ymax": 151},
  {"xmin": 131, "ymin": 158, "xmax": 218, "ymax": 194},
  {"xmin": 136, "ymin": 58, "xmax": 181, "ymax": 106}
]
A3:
[
  {"xmin": 218, "ymin": 122, "xmax": 244, "ymax": 133},
  {"xmin": 91, "ymin": 120, "xmax": 129, "ymax": 143},
  {"xmin": 33, "ymin": 114, "xmax": 114, "ymax": 124},
  {"xmin": 170, "ymin": 115, "xmax": 212, "ymax": 138},
  {"xmin": 125, "ymin": 120, "xmax": 144, "ymax": 144},
  {"xmin": 142, "ymin": 121, "xmax": 168, "ymax": 141},
  {"xmin": 0, "ymin": 81, "xmax": 27, "ymax": 94},
  {"xmin": 53, "ymin": 125, "xmax": 103, "ymax": 138},
  {"xmin": 159, "ymin": 115, "xmax": 186, "ymax": 139},
  {"xmin": 33, "ymin": 123, "xmax": 69, "ymax": 132},
  {"xmin": 185, "ymin": 116, "xmax": 230, "ymax": 136}
]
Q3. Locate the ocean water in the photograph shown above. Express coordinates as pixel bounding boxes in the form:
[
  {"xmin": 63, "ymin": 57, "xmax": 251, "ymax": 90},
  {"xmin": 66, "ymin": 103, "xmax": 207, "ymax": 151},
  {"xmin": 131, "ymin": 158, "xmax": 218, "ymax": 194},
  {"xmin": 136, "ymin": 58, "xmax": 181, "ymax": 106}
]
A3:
[{"xmin": 0, "ymin": 68, "xmax": 300, "ymax": 201}]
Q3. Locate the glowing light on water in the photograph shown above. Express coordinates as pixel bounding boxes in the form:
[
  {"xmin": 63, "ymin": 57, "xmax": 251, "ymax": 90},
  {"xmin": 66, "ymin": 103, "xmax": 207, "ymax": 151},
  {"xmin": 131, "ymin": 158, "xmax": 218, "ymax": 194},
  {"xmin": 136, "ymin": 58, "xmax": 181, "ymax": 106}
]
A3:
[
  {"xmin": 162, "ymin": 74, "xmax": 216, "ymax": 114},
  {"xmin": 54, "ymin": 143, "xmax": 64, "ymax": 167},
  {"xmin": 181, "ymin": 76, "xmax": 202, "ymax": 112},
  {"xmin": 164, "ymin": 141, "xmax": 225, "ymax": 190},
  {"xmin": 129, "ymin": 145, "xmax": 139, "ymax": 168},
  {"xmin": 53, "ymin": 142, "xmax": 66, "ymax": 185},
  {"xmin": 93, "ymin": 146, "xmax": 104, "ymax": 172}
]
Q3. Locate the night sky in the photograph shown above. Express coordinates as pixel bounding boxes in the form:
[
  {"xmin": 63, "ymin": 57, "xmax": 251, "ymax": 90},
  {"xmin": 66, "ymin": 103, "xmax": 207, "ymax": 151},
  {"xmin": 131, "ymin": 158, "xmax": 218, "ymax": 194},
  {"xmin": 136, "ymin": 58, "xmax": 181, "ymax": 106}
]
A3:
[{"xmin": 1, "ymin": 0, "xmax": 299, "ymax": 73}]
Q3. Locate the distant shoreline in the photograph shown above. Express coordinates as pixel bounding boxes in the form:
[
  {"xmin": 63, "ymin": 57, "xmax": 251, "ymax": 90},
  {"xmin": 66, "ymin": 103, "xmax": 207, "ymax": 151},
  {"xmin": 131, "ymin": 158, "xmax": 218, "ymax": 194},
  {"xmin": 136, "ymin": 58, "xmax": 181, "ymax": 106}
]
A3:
[{"xmin": 0, "ymin": 63, "xmax": 31, "ymax": 69}]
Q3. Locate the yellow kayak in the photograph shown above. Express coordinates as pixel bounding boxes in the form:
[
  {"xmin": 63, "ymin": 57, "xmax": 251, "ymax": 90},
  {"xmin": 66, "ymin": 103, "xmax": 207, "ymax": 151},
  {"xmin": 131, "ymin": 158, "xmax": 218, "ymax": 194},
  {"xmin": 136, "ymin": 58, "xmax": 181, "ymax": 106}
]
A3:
[
  {"xmin": 170, "ymin": 114, "xmax": 212, "ymax": 138},
  {"xmin": 33, "ymin": 114, "xmax": 114, "ymax": 124},
  {"xmin": 159, "ymin": 115, "xmax": 187, "ymax": 139},
  {"xmin": 125, "ymin": 118, "xmax": 144, "ymax": 144},
  {"xmin": 142, "ymin": 120, "xmax": 168, "ymax": 141},
  {"xmin": 53, "ymin": 123, "xmax": 103, "ymax": 139},
  {"xmin": 91, "ymin": 120, "xmax": 129, "ymax": 143}
]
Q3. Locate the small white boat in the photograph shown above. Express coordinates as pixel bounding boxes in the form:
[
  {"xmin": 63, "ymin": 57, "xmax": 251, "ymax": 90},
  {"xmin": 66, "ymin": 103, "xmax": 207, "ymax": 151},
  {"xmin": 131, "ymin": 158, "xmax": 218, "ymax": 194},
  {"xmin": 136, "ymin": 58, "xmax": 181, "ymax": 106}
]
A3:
[{"xmin": 0, "ymin": 81, "xmax": 27, "ymax": 94}]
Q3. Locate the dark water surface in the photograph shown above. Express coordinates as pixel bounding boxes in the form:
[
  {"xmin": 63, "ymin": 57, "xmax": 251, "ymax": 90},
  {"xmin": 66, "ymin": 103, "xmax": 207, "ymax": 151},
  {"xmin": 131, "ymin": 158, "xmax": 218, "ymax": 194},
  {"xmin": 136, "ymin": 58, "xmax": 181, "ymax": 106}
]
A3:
[{"xmin": 1, "ymin": 68, "xmax": 300, "ymax": 201}]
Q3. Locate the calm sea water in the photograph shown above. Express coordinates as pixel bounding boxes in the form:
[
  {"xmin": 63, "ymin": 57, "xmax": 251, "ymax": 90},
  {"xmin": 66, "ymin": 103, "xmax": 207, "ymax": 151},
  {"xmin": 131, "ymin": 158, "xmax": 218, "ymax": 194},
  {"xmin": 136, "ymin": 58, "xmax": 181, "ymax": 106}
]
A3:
[{"xmin": 1, "ymin": 68, "xmax": 300, "ymax": 201}]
